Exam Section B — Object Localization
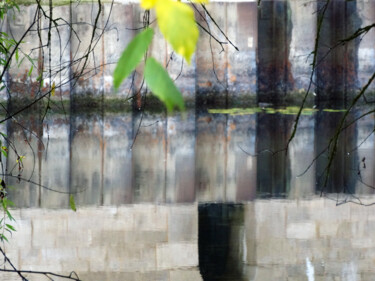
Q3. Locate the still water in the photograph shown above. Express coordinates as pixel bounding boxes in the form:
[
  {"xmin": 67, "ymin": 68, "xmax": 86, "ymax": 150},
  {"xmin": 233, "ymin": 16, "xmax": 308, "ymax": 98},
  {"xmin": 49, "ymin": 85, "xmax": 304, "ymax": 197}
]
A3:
[{"xmin": 2, "ymin": 105, "xmax": 375, "ymax": 280}]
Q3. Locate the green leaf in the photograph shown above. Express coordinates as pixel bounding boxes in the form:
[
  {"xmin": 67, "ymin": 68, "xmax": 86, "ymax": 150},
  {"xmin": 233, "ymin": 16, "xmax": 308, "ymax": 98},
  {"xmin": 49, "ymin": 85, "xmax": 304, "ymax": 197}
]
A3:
[
  {"xmin": 28, "ymin": 65, "xmax": 33, "ymax": 77},
  {"xmin": 156, "ymin": 0, "xmax": 198, "ymax": 63},
  {"xmin": 5, "ymin": 224, "xmax": 15, "ymax": 232},
  {"xmin": 144, "ymin": 57, "xmax": 185, "ymax": 112},
  {"xmin": 5, "ymin": 199, "xmax": 14, "ymax": 207},
  {"xmin": 6, "ymin": 210, "xmax": 15, "ymax": 221},
  {"xmin": 2, "ymin": 198, "xmax": 7, "ymax": 209},
  {"xmin": 69, "ymin": 194, "xmax": 76, "ymax": 212},
  {"xmin": 113, "ymin": 28, "xmax": 154, "ymax": 89},
  {"xmin": 1, "ymin": 234, "xmax": 8, "ymax": 242},
  {"xmin": 51, "ymin": 81, "xmax": 55, "ymax": 96}
]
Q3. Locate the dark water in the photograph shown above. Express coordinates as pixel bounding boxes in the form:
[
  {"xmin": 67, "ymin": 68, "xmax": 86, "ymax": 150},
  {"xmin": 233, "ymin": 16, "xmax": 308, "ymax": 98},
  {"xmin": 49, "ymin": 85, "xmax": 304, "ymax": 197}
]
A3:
[{"xmin": 2, "ymin": 106, "xmax": 375, "ymax": 281}]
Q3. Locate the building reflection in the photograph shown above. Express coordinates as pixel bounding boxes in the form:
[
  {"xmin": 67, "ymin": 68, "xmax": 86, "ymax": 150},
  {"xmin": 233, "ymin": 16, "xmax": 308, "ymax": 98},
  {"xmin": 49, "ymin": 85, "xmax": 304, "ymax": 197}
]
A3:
[
  {"xmin": 315, "ymin": 109, "xmax": 358, "ymax": 194},
  {"xmin": 3, "ymin": 106, "xmax": 374, "ymax": 206},
  {"xmin": 256, "ymin": 112, "xmax": 293, "ymax": 198}
]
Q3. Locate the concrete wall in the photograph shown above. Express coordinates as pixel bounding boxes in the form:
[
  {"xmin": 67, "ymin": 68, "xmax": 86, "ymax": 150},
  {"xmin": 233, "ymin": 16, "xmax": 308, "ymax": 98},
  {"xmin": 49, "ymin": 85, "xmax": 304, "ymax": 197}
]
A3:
[
  {"xmin": 244, "ymin": 198, "xmax": 375, "ymax": 280},
  {"xmin": 4, "ymin": 198, "xmax": 375, "ymax": 280},
  {"xmin": 3, "ymin": 204, "xmax": 201, "ymax": 281},
  {"xmin": 2, "ymin": 0, "xmax": 374, "ymax": 103}
]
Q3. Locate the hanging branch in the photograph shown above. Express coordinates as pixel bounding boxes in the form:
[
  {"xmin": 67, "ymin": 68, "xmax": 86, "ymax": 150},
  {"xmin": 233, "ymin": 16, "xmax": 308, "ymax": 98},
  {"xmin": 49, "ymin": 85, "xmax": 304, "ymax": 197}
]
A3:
[
  {"xmin": 0, "ymin": 247, "xmax": 28, "ymax": 281},
  {"xmin": 0, "ymin": 246, "xmax": 82, "ymax": 281},
  {"xmin": 286, "ymin": 0, "xmax": 331, "ymax": 151},
  {"xmin": 200, "ymin": 4, "xmax": 239, "ymax": 51}
]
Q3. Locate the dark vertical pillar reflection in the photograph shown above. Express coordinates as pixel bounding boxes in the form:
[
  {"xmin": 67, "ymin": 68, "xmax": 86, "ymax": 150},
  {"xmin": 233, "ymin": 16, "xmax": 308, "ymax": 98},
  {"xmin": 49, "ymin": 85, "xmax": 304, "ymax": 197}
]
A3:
[
  {"xmin": 256, "ymin": 113, "xmax": 293, "ymax": 197},
  {"xmin": 257, "ymin": 0, "xmax": 294, "ymax": 103},
  {"xmin": 316, "ymin": 0, "xmax": 361, "ymax": 104},
  {"xmin": 315, "ymin": 110, "xmax": 358, "ymax": 194},
  {"xmin": 199, "ymin": 203, "xmax": 246, "ymax": 281}
]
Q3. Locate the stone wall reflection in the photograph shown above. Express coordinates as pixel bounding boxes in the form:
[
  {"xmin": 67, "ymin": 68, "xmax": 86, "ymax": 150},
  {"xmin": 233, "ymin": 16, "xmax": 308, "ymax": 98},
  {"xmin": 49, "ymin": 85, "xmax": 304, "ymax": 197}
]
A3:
[
  {"xmin": 356, "ymin": 112, "xmax": 375, "ymax": 193},
  {"xmin": 315, "ymin": 110, "xmax": 358, "ymax": 194},
  {"xmin": 5, "ymin": 108, "xmax": 375, "ymax": 206},
  {"xmin": 256, "ymin": 112, "xmax": 293, "ymax": 197}
]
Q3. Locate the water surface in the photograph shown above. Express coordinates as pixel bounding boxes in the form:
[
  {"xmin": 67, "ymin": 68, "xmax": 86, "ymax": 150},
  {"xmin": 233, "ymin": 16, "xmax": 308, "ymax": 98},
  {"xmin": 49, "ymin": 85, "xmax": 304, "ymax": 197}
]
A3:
[{"xmin": 2, "ymin": 106, "xmax": 375, "ymax": 281}]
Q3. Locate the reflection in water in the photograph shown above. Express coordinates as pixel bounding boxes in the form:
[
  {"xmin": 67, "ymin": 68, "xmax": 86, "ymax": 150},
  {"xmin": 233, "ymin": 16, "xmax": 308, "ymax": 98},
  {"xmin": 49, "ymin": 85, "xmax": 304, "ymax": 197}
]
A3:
[
  {"xmin": 315, "ymin": 110, "xmax": 358, "ymax": 194},
  {"xmin": 256, "ymin": 112, "xmax": 293, "ymax": 197},
  {"xmin": 2, "ymin": 106, "xmax": 375, "ymax": 281},
  {"xmin": 5, "ymin": 107, "xmax": 375, "ymax": 206}
]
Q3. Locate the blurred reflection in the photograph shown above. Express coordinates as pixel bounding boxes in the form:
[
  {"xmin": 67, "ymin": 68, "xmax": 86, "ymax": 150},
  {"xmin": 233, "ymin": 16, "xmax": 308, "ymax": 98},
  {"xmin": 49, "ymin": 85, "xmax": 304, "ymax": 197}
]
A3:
[
  {"xmin": 3, "ymin": 107, "xmax": 373, "ymax": 207},
  {"xmin": 315, "ymin": 109, "xmax": 358, "ymax": 194},
  {"xmin": 256, "ymin": 112, "xmax": 294, "ymax": 197},
  {"xmin": 6, "ymin": 105, "xmax": 44, "ymax": 208}
]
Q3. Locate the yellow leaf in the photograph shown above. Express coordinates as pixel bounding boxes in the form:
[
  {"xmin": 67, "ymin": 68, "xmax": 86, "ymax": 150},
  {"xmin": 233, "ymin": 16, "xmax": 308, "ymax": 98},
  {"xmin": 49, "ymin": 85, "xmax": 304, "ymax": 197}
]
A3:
[
  {"xmin": 16, "ymin": 156, "xmax": 25, "ymax": 164},
  {"xmin": 190, "ymin": 0, "xmax": 209, "ymax": 3},
  {"xmin": 155, "ymin": 0, "xmax": 198, "ymax": 63},
  {"xmin": 141, "ymin": 0, "xmax": 158, "ymax": 9},
  {"xmin": 51, "ymin": 82, "xmax": 55, "ymax": 96}
]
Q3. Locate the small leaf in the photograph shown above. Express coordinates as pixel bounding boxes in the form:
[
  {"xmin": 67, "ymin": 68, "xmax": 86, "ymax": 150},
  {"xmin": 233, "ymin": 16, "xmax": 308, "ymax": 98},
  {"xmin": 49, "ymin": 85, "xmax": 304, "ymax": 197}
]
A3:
[
  {"xmin": 1, "ymin": 234, "xmax": 8, "ymax": 242},
  {"xmin": 2, "ymin": 198, "xmax": 7, "ymax": 209},
  {"xmin": 6, "ymin": 210, "xmax": 15, "ymax": 221},
  {"xmin": 5, "ymin": 224, "xmax": 15, "ymax": 232},
  {"xmin": 156, "ymin": 0, "xmax": 198, "ymax": 63},
  {"xmin": 144, "ymin": 57, "xmax": 185, "ymax": 112},
  {"xmin": 16, "ymin": 155, "xmax": 25, "ymax": 163},
  {"xmin": 18, "ymin": 57, "xmax": 25, "ymax": 67},
  {"xmin": 4, "ymin": 199, "xmax": 14, "ymax": 207},
  {"xmin": 15, "ymin": 49, "xmax": 19, "ymax": 62},
  {"xmin": 51, "ymin": 81, "xmax": 55, "ymax": 96},
  {"xmin": 113, "ymin": 28, "xmax": 154, "ymax": 89},
  {"xmin": 69, "ymin": 194, "xmax": 76, "ymax": 212},
  {"xmin": 28, "ymin": 65, "xmax": 33, "ymax": 77}
]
